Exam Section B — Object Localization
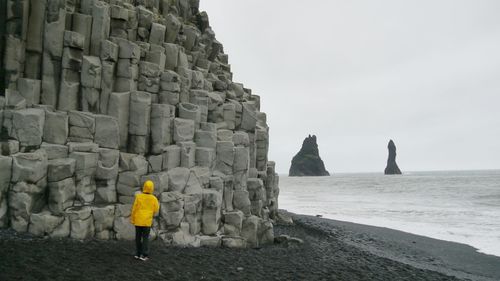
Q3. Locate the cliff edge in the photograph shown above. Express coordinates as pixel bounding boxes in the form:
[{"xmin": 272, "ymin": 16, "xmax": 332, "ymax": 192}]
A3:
[{"xmin": 289, "ymin": 135, "xmax": 330, "ymax": 177}]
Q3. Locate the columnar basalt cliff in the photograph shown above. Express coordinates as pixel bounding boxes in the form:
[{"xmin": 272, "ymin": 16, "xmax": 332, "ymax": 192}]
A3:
[
  {"xmin": 289, "ymin": 135, "xmax": 330, "ymax": 177},
  {"xmin": 384, "ymin": 139, "xmax": 402, "ymax": 175},
  {"xmin": 0, "ymin": 0, "xmax": 279, "ymax": 248}
]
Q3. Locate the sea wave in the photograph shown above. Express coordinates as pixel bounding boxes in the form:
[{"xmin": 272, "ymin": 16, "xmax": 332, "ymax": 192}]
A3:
[{"xmin": 279, "ymin": 170, "xmax": 500, "ymax": 257}]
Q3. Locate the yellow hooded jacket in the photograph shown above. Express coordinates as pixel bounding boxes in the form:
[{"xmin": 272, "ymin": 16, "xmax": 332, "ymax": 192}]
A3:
[{"xmin": 130, "ymin": 181, "xmax": 159, "ymax": 227}]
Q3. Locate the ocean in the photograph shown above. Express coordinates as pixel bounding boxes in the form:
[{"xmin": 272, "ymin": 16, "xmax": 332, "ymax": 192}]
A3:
[{"xmin": 279, "ymin": 170, "xmax": 500, "ymax": 257}]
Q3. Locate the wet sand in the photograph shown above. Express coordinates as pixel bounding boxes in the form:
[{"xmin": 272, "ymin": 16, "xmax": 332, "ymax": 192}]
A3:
[{"xmin": 1, "ymin": 211, "xmax": 498, "ymax": 281}]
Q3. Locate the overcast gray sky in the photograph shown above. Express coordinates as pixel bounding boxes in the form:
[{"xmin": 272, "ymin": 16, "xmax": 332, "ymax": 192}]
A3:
[{"xmin": 200, "ymin": 0, "xmax": 500, "ymax": 174}]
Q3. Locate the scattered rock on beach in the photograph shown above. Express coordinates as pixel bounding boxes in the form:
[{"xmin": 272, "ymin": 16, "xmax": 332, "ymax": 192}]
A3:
[{"xmin": 274, "ymin": 234, "xmax": 304, "ymax": 247}]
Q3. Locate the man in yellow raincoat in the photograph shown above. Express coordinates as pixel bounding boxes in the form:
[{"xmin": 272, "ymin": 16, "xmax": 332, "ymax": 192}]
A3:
[{"xmin": 130, "ymin": 180, "xmax": 159, "ymax": 261}]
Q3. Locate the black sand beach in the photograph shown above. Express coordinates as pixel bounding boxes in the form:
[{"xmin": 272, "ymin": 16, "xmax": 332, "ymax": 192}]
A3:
[{"xmin": 1, "ymin": 211, "xmax": 499, "ymax": 281}]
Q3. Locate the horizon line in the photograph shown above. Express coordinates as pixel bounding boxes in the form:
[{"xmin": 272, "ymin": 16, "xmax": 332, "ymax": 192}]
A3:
[{"xmin": 277, "ymin": 168, "xmax": 500, "ymax": 176}]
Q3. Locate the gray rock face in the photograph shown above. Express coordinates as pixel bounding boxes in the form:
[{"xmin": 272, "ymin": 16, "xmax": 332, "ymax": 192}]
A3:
[
  {"xmin": 44, "ymin": 111, "xmax": 68, "ymax": 145},
  {"xmin": 0, "ymin": 0, "xmax": 280, "ymax": 248},
  {"xmin": 11, "ymin": 108, "xmax": 45, "ymax": 148},
  {"xmin": 384, "ymin": 140, "xmax": 402, "ymax": 175},
  {"xmin": 48, "ymin": 177, "xmax": 76, "ymax": 215}
]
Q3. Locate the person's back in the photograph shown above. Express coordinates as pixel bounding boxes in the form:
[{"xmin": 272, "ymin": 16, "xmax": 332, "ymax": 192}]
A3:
[
  {"xmin": 131, "ymin": 180, "xmax": 159, "ymax": 261},
  {"xmin": 131, "ymin": 192, "xmax": 159, "ymax": 227}
]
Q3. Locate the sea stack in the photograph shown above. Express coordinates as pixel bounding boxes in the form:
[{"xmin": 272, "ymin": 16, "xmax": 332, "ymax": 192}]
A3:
[
  {"xmin": 289, "ymin": 135, "xmax": 330, "ymax": 176},
  {"xmin": 384, "ymin": 139, "xmax": 402, "ymax": 175}
]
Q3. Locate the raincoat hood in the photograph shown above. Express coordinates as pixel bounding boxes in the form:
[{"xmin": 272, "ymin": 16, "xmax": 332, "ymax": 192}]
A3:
[{"xmin": 142, "ymin": 180, "xmax": 154, "ymax": 194}]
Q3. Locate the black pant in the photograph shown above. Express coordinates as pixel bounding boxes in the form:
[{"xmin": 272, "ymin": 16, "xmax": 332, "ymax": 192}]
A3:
[{"xmin": 135, "ymin": 226, "xmax": 151, "ymax": 257}]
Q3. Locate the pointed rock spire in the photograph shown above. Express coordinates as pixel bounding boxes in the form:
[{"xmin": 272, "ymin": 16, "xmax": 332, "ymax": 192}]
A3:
[
  {"xmin": 384, "ymin": 139, "xmax": 402, "ymax": 175},
  {"xmin": 289, "ymin": 135, "xmax": 330, "ymax": 176}
]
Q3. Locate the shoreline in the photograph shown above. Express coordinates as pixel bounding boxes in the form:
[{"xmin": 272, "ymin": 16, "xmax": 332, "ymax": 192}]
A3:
[
  {"xmin": 285, "ymin": 210, "xmax": 500, "ymax": 258},
  {"xmin": 286, "ymin": 210, "xmax": 500, "ymax": 281},
  {"xmin": 1, "ymin": 211, "xmax": 499, "ymax": 280}
]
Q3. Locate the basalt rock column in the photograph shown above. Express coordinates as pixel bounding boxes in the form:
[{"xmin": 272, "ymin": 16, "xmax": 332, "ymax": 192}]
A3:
[
  {"xmin": 384, "ymin": 139, "xmax": 402, "ymax": 175},
  {"xmin": 0, "ymin": 0, "xmax": 280, "ymax": 249}
]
